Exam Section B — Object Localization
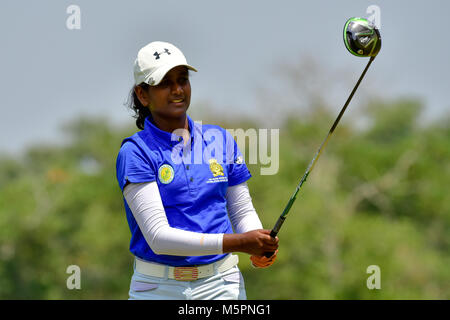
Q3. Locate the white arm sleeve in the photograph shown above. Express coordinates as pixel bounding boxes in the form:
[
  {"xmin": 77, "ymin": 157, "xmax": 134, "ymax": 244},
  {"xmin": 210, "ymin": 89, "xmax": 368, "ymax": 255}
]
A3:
[
  {"xmin": 123, "ymin": 182, "xmax": 223, "ymax": 256},
  {"xmin": 226, "ymin": 182, "xmax": 263, "ymax": 233}
]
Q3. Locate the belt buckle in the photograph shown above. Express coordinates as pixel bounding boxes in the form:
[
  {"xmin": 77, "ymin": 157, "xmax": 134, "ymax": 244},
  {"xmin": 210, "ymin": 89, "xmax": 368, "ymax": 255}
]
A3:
[{"xmin": 174, "ymin": 267, "xmax": 199, "ymax": 281}]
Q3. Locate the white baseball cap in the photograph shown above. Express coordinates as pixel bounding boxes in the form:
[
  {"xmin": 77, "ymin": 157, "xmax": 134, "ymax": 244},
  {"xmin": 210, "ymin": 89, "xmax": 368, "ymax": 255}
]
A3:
[{"xmin": 134, "ymin": 41, "xmax": 197, "ymax": 86}]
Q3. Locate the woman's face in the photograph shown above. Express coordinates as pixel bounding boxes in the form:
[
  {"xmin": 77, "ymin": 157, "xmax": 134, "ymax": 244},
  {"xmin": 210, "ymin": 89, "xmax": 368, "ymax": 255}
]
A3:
[{"xmin": 139, "ymin": 66, "xmax": 191, "ymax": 120}]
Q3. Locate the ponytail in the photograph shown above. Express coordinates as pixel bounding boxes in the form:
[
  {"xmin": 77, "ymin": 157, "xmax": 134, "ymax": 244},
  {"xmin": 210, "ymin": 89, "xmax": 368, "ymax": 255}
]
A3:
[{"xmin": 126, "ymin": 83, "xmax": 151, "ymax": 130}]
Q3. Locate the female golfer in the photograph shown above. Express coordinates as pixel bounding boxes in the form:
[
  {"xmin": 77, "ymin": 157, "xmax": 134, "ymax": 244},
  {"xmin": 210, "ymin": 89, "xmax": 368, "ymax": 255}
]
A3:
[{"xmin": 116, "ymin": 41, "xmax": 279, "ymax": 300}]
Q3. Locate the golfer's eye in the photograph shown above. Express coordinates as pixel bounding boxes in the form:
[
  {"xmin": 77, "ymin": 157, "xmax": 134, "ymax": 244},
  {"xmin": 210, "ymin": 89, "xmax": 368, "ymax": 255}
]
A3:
[
  {"xmin": 158, "ymin": 80, "xmax": 171, "ymax": 88},
  {"xmin": 178, "ymin": 76, "xmax": 188, "ymax": 85}
]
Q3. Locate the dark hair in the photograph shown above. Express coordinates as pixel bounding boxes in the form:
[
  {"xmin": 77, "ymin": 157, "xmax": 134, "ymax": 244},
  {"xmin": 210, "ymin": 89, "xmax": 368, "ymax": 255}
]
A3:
[{"xmin": 126, "ymin": 83, "xmax": 151, "ymax": 130}]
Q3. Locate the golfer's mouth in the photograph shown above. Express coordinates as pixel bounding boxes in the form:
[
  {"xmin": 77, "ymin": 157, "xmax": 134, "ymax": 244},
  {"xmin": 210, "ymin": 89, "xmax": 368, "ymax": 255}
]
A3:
[{"xmin": 170, "ymin": 98, "xmax": 186, "ymax": 107}]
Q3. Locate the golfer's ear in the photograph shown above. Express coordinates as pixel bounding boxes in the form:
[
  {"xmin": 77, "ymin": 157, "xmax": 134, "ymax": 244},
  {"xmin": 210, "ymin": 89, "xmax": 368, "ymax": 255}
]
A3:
[{"xmin": 135, "ymin": 85, "xmax": 150, "ymax": 107}]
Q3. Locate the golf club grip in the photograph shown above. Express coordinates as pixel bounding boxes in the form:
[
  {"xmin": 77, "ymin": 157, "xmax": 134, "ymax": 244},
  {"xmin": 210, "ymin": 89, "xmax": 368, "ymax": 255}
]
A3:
[
  {"xmin": 264, "ymin": 249, "xmax": 276, "ymax": 258},
  {"xmin": 263, "ymin": 216, "xmax": 286, "ymax": 258},
  {"xmin": 263, "ymin": 232, "xmax": 278, "ymax": 258},
  {"xmin": 270, "ymin": 229, "xmax": 278, "ymax": 238}
]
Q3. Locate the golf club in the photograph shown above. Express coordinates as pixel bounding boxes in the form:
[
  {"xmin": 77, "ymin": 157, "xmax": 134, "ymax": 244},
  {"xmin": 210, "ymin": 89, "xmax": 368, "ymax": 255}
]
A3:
[{"xmin": 264, "ymin": 17, "xmax": 381, "ymax": 258}]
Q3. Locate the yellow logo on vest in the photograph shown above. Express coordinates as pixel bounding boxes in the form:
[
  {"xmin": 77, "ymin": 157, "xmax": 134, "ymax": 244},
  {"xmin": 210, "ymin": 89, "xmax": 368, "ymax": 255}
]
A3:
[
  {"xmin": 206, "ymin": 159, "xmax": 227, "ymax": 184},
  {"xmin": 208, "ymin": 159, "xmax": 224, "ymax": 177},
  {"xmin": 158, "ymin": 164, "xmax": 174, "ymax": 184}
]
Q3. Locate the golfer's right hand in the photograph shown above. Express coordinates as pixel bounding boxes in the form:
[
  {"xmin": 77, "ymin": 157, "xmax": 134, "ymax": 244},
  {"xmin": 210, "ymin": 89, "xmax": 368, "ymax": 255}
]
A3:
[
  {"xmin": 239, "ymin": 229, "xmax": 279, "ymax": 256},
  {"xmin": 223, "ymin": 229, "xmax": 279, "ymax": 256}
]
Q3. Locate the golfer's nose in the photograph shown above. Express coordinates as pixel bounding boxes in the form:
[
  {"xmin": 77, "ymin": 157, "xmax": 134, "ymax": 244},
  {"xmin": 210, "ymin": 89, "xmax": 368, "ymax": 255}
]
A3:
[{"xmin": 171, "ymin": 82, "xmax": 183, "ymax": 95}]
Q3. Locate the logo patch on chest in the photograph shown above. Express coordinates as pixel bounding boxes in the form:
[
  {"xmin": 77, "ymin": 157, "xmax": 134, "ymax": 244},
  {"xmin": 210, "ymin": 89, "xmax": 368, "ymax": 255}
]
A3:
[
  {"xmin": 158, "ymin": 164, "xmax": 174, "ymax": 184},
  {"xmin": 206, "ymin": 158, "xmax": 228, "ymax": 184},
  {"xmin": 208, "ymin": 159, "xmax": 224, "ymax": 177}
]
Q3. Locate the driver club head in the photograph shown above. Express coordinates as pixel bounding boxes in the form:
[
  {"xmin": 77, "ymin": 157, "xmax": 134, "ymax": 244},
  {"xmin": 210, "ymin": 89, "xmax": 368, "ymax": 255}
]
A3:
[{"xmin": 344, "ymin": 17, "xmax": 381, "ymax": 57}]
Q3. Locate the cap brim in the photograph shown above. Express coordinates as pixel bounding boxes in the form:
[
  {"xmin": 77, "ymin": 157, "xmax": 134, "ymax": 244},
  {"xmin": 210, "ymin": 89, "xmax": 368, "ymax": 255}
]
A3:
[{"xmin": 145, "ymin": 63, "xmax": 197, "ymax": 86}]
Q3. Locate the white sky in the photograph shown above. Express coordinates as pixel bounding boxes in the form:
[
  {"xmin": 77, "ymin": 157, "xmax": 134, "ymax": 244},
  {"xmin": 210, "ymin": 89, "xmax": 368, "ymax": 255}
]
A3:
[{"xmin": 1, "ymin": 0, "xmax": 449, "ymax": 155}]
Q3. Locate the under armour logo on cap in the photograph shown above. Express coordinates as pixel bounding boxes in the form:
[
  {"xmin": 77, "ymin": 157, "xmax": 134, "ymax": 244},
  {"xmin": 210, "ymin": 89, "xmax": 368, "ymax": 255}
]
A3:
[{"xmin": 154, "ymin": 48, "xmax": 171, "ymax": 60}]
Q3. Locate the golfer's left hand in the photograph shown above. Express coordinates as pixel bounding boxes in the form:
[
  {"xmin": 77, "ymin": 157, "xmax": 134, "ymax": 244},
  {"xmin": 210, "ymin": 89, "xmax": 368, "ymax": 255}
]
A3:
[{"xmin": 250, "ymin": 250, "xmax": 278, "ymax": 268}]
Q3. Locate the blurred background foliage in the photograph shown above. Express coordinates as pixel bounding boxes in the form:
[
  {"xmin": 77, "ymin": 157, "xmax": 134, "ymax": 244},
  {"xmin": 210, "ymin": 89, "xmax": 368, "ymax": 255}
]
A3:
[{"xmin": 0, "ymin": 61, "xmax": 449, "ymax": 299}]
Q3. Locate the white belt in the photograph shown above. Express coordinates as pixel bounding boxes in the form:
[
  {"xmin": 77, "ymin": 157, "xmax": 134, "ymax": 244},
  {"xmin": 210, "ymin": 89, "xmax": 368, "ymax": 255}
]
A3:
[{"xmin": 135, "ymin": 254, "xmax": 239, "ymax": 281}]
